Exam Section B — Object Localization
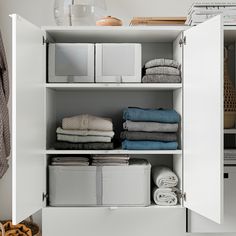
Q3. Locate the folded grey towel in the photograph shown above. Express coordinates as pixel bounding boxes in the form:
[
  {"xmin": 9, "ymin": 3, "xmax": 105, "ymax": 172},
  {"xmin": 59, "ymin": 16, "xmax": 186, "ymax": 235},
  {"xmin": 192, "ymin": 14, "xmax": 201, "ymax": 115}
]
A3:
[
  {"xmin": 152, "ymin": 166, "xmax": 178, "ymax": 188},
  {"xmin": 142, "ymin": 74, "xmax": 181, "ymax": 83},
  {"xmin": 56, "ymin": 127, "xmax": 115, "ymax": 138},
  {"xmin": 120, "ymin": 131, "xmax": 177, "ymax": 142},
  {"xmin": 54, "ymin": 141, "xmax": 114, "ymax": 150},
  {"xmin": 62, "ymin": 114, "xmax": 113, "ymax": 131},
  {"xmin": 123, "ymin": 120, "xmax": 178, "ymax": 132},
  {"xmin": 146, "ymin": 67, "xmax": 180, "ymax": 76},
  {"xmin": 145, "ymin": 58, "xmax": 180, "ymax": 69},
  {"xmin": 57, "ymin": 134, "xmax": 111, "ymax": 143},
  {"xmin": 152, "ymin": 187, "xmax": 178, "ymax": 206}
]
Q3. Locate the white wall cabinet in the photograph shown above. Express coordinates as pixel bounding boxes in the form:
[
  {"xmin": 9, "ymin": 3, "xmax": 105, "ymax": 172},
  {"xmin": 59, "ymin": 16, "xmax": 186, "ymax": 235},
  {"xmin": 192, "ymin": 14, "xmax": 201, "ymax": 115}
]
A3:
[{"xmin": 11, "ymin": 14, "xmax": 225, "ymax": 235}]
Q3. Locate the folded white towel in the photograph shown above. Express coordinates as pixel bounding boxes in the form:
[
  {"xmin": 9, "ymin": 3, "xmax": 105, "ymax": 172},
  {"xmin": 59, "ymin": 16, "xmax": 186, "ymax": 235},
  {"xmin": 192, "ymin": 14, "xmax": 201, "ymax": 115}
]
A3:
[
  {"xmin": 152, "ymin": 187, "xmax": 178, "ymax": 206},
  {"xmin": 56, "ymin": 127, "xmax": 115, "ymax": 138},
  {"xmin": 57, "ymin": 134, "xmax": 111, "ymax": 143},
  {"xmin": 62, "ymin": 114, "xmax": 113, "ymax": 131},
  {"xmin": 152, "ymin": 166, "xmax": 178, "ymax": 188}
]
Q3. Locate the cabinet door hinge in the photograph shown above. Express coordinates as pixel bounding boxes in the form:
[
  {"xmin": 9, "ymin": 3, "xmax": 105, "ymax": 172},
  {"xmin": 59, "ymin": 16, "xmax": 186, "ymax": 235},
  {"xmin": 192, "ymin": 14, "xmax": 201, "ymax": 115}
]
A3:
[
  {"xmin": 179, "ymin": 36, "xmax": 186, "ymax": 47},
  {"xmin": 180, "ymin": 192, "xmax": 186, "ymax": 201},
  {"xmin": 42, "ymin": 192, "xmax": 48, "ymax": 202},
  {"xmin": 42, "ymin": 36, "xmax": 47, "ymax": 45}
]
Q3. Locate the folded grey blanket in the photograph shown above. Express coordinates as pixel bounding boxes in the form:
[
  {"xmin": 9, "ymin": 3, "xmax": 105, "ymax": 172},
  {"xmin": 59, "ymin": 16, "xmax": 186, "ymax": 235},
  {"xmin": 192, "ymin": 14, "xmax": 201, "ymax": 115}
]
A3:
[
  {"xmin": 152, "ymin": 187, "xmax": 178, "ymax": 206},
  {"xmin": 146, "ymin": 67, "xmax": 180, "ymax": 76},
  {"xmin": 62, "ymin": 114, "xmax": 113, "ymax": 131},
  {"xmin": 120, "ymin": 131, "xmax": 177, "ymax": 142},
  {"xmin": 54, "ymin": 141, "xmax": 114, "ymax": 150},
  {"xmin": 56, "ymin": 127, "xmax": 115, "ymax": 138},
  {"xmin": 142, "ymin": 74, "xmax": 181, "ymax": 83},
  {"xmin": 145, "ymin": 58, "xmax": 180, "ymax": 69},
  {"xmin": 152, "ymin": 166, "xmax": 178, "ymax": 188},
  {"xmin": 57, "ymin": 134, "xmax": 111, "ymax": 143},
  {"xmin": 123, "ymin": 120, "xmax": 178, "ymax": 132}
]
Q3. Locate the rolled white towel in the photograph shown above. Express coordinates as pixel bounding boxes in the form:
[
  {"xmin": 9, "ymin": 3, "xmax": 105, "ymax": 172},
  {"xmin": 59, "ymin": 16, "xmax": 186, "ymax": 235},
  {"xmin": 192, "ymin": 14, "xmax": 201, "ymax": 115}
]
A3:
[
  {"xmin": 152, "ymin": 166, "xmax": 178, "ymax": 188},
  {"xmin": 152, "ymin": 187, "xmax": 178, "ymax": 206}
]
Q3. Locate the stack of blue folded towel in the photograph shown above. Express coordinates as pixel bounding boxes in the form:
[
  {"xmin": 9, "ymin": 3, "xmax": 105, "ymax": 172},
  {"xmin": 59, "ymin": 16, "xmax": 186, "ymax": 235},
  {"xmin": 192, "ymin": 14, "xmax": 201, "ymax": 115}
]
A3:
[{"xmin": 121, "ymin": 107, "xmax": 180, "ymax": 150}]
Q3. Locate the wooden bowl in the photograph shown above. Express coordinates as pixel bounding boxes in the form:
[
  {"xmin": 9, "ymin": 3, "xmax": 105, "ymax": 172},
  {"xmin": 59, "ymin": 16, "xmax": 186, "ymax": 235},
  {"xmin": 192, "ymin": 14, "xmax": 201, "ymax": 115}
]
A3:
[{"xmin": 96, "ymin": 16, "xmax": 123, "ymax": 26}]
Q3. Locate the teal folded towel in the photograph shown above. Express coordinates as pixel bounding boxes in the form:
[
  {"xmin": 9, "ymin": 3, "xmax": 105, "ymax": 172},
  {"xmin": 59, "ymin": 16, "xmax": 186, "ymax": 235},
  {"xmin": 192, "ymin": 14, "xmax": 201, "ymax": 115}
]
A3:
[
  {"xmin": 122, "ymin": 140, "xmax": 178, "ymax": 150},
  {"xmin": 123, "ymin": 108, "xmax": 180, "ymax": 123}
]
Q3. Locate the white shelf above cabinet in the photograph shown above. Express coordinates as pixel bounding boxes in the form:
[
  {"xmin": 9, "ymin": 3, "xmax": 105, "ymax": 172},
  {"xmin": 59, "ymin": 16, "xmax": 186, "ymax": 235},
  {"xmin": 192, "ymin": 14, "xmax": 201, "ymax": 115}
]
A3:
[
  {"xmin": 45, "ymin": 83, "xmax": 182, "ymax": 91},
  {"xmin": 42, "ymin": 26, "xmax": 189, "ymax": 43},
  {"xmin": 46, "ymin": 149, "xmax": 182, "ymax": 155},
  {"xmin": 224, "ymin": 129, "xmax": 236, "ymax": 134}
]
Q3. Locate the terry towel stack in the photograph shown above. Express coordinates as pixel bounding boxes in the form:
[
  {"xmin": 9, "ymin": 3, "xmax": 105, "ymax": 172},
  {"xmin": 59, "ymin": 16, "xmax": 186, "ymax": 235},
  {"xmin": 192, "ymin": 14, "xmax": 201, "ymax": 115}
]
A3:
[
  {"xmin": 142, "ymin": 58, "xmax": 181, "ymax": 83},
  {"xmin": 152, "ymin": 166, "xmax": 179, "ymax": 206},
  {"xmin": 55, "ymin": 114, "xmax": 115, "ymax": 150},
  {"xmin": 91, "ymin": 155, "xmax": 130, "ymax": 166},
  {"xmin": 121, "ymin": 107, "xmax": 179, "ymax": 150}
]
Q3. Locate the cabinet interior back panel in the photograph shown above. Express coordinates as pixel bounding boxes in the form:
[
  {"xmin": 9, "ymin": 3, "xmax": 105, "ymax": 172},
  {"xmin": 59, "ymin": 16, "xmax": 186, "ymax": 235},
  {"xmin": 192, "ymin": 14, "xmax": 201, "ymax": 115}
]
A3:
[
  {"xmin": 46, "ymin": 90, "xmax": 173, "ymax": 148},
  {"xmin": 141, "ymin": 43, "xmax": 173, "ymax": 66}
]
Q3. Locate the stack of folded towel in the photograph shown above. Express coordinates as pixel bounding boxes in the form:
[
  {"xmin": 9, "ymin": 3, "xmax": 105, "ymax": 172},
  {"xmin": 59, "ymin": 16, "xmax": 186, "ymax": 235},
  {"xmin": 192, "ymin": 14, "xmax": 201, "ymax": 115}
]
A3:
[
  {"xmin": 142, "ymin": 58, "xmax": 181, "ymax": 83},
  {"xmin": 91, "ymin": 155, "xmax": 130, "ymax": 166},
  {"xmin": 152, "ymin": 166, "xmax": 179, "ymax": 206},
  {"xmin": 121, "ymin": 107, "xmax": 180, "ymax": 150},
  {"xmin": 51, "ymin": 156, "xmax": 90, "ymax": 166},
  {"xmin": 54, "ymin": 114, "xmax": 115, "ymax": 150}
]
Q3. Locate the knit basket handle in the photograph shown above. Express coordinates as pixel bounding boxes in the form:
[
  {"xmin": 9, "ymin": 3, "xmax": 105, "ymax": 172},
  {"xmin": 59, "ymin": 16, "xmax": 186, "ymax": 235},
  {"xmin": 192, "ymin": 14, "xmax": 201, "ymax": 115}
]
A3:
[{"xmin": 0, "ymin": 221, "xmax": 5, "ymax": 236}]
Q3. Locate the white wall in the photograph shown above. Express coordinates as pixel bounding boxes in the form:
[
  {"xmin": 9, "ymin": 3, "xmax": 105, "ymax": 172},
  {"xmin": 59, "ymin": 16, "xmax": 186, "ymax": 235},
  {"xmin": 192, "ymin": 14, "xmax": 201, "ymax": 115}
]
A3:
[{"xmin": 0, "ymin": 0, "xmax": 235, "ymax": 235}]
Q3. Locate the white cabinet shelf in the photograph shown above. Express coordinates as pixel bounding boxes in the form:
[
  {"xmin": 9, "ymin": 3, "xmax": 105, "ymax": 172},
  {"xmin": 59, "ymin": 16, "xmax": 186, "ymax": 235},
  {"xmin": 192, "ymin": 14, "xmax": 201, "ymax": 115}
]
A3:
[
  {"xmin": 45, "ymin": 83, "xmax": 182, "ymax": 91},
  {"xmin": 46, "ymin": 149, "xmax": 183, "ymax": 155},
  {"xmin": 42, "ymin": 25, "xmax": 189, "ymax": 43},
  {"xmin": 224, "ymin": 129, "xmax": 236, "ymax": 134}
]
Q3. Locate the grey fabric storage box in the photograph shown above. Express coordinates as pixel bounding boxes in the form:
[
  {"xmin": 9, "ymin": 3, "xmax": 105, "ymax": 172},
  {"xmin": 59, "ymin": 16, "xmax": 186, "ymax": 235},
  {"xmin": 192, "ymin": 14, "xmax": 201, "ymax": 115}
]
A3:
[
  {"xmin": 49, "ymin": 163, "xmax": 151, "ymax": 206},
  {"xmin": 48, "ymin": 43, "xmax": 94, "ymax": 83}
]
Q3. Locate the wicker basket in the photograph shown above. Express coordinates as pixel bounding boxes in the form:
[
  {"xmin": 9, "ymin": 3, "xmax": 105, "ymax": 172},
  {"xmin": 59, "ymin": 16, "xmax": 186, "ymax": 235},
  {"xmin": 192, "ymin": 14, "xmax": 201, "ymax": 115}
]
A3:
[
  {"xmin": 224, "ymin": 48, "xmax": 236, "ymax": 128},
  {"xmin": 0, "ymin": 218, "xmax": 40, "ymax": 236}
]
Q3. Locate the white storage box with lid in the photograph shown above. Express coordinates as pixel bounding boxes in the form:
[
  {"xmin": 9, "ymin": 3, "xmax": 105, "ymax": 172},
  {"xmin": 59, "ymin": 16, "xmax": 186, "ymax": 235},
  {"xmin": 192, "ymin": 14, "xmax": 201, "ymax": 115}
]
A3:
[
  {"xmin": 95, "ymin": 43, "xmax": 142, "ymax": 83},
  {"xmin": 48, "ymin": 43, "xmax": 94, "ymax": 83},
  {"xmin": 49, "ymin": 161, "xmax": 151, "ymax": 206}
]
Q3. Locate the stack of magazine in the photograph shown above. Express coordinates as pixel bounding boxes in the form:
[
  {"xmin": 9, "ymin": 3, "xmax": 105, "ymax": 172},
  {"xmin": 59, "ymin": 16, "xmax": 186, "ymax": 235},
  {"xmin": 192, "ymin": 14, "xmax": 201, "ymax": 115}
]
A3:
[{"xmin": 186, "ymin": 2, "xmax": 236, "ymax": 25}]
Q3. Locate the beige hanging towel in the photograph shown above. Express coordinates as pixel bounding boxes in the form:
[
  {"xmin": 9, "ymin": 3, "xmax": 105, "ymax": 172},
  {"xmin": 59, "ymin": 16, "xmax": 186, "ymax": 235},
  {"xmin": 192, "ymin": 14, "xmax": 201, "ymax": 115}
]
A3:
[{"xmin": 0, "ymin": 31, "xmax": 10, "ymax": 178}]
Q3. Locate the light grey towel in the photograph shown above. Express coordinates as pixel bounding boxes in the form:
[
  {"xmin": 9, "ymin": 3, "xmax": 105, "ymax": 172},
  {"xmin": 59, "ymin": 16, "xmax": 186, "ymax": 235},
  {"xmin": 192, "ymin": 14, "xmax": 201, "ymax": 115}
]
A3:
[
  {"xmin": 62, "ymin": 114, "xmax": 113, "ymax": 131},
  {"xmin": 120, "ymin": 131, "xmax": 177, "ymax": 142},
  {"xmin": 152, "ymin": 187, "xmax": 178, "ymax": 206},
  {"xmin": 0, "ymin": 32, "xmax": 10, "ymax": 178},
  {"xmin": 56, "ymin": 127, "xmax": 114, "ymax": 137},
  {"xmin": 142, "ymin": 74, "xmax": 181, "ymax": 83},
  {"xmin": 145, "ymin": 58, "xmax": 180, "ymax": 69},
  {"xmin": 152, "ymin": 166, "xmax": 178, "ymax": 188},
  {"xmin": 146, "ymin": 67, "xmax": 181, "ymax": 76},
  {"xmin": 57, "ymin": 134, "xmax": 111, "ymax": 143},
  {"xmin": 123, "ymin": 120, "xmax": 178, "ymax": 132}
]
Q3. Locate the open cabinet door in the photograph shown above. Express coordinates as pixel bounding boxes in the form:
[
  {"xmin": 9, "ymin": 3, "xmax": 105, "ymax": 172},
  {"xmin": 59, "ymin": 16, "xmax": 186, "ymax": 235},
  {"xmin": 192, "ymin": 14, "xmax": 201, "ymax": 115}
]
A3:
[
  {"xmin": 11, "ymin": 14, "xmax": 45, "ymax": 224},
  {"xmin": 183, "ymin": 15, "xmax": 224, "ymax": 224}
]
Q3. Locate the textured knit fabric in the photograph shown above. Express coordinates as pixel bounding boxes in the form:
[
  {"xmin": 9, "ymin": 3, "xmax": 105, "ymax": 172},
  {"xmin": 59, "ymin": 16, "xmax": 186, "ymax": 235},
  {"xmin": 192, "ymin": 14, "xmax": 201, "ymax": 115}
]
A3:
[
  {"xmin": 122, "ymin": 140, "xmax": 178, "ymax": 150},
  {"xmin": 142, "ymin": 74, "xmax": 181, "ymax": 83},
  {"xmin": 56, "ymin": 127, "xmax": 114, "ymax": 137},
  {"xmin": 145, "ymin": 58, "xmax": 180, "ymax": 69},
  {"xmin": 0, "ymin": 32, "xmax": 10, "ymax": 178},
  {"xmin": 123, "ymin": 120, "xmax": 178, "ymax": 132},
  {"xmin": 62, "ymin": 114, "xmax": 113, "ymax": 131},
  {"xmin": 123, "ymin": 108, "xmax": 180, "ymax": 123},
  {"xmin": 57, "ymin": 134, "xmax": 111, "ymax": 143},
  {"xmin": 146, "ymin": 67, "xmax": 180, "ymax": 76},
  {"xmin": 120, "ymin": 131, "xmax": 177, "ymax": 142}
]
